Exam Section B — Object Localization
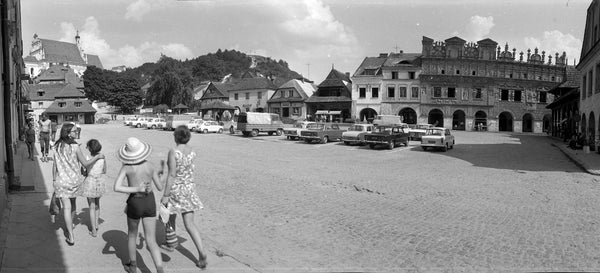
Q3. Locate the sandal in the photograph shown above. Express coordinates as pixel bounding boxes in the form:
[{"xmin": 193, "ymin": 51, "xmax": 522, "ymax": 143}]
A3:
[
  {"xmin": 89, "ymin": 230, "xmax": 97, "ymax": 237},
  {"xmin": 196, "ymin": 253, "xmax": 207, "ymax": 269},
  {"xmin": 65, "ymin": 235, "xmax": 75, "ymax": 246},
  {"xmin": 124, "ymin": 261, "xmax": 137, "ymax": 273}
]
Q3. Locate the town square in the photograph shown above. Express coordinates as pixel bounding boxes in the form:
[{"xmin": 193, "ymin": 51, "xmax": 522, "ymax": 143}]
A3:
[{"xmin": 3, "ymin": 0, "xmax": 600, "ymax": 272}]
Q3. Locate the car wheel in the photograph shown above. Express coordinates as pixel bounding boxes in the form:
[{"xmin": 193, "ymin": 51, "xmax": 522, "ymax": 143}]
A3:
[
  {"xmin": 305, "ymin": 139, "xmax": 312, "ymax": 144},
  {"xmin": 242, "ymin": 131, "xmax": 250, "ymax": 137},
  {"xmin": 442, "ymin": 144, "xmax": 448, "ymax": 152},
  {"xmin": 218, "ymin": 128, "xmax": 223, "ymax": 134},
  {"xmin": 286, "ymin": 136, "xmax": 290, "ymax": 140},
  {"xmin": 268, "ymin": 132, "xmax": 274, "ymax": 136},
  {"xmin": 422, "ymin": 146, "xmax": 427, "ymax": 151},
  {"xmin": 344, "ymin": 141, "xmax": 350, "ymax": 145},
  {"xmin": 388, "ymin": 141, "xmax": 394, "ymax": 150},
  {"xmin": 203, "ymin": 129, "xmax": 208, "ymax": 134},
  {"xmin": 136, "ymin": 124, "xmax": 141, "ymax": 128},
  {"xmin": 276, "ymin": 129, "xmax": 283, "ymax": 136},
  {"xmin": 369, "ymin": 144, "xmax": 375, "ymax": 149},
  {"xmin": 230, "ymin": 127, "xmax": 235, "ymax": 134},
  {"xmin": 151, "ymin": 125, "xmax": 156, "ymax": 129},
  {"xmin": 250, "ymin": 129, "xmax": 259, "ymax": 137}
]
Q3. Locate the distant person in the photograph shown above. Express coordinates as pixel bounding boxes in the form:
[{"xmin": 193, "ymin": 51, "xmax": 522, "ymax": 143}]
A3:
[
  {"xmin": 78, "ymin": 139, "xmax": 106, "ymax": 237},
  {"xmin": 52, "ymin": 123, "xmax": 104, "ymax": 246},
  {"xmin": 25, "ymin": 122, "xmax": 36, "ymax": 161},
  {"xmin": 114, "ymin": 137, "xmax": 166, "ymax": 273},
  {"xmin": 38, "ymin": 114, "xmax": 51, "ymax": 162},
  {"xmin": 160, "ymin": 125, "xmax": 208, "ymax": 269},
  {"xmin": 50, "ymin": 119, "xmax": 58, "ymax": 144}
]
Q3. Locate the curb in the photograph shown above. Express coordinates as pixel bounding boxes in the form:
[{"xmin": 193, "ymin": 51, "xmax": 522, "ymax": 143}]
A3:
[{"xmin": 551, "ymin": 142, "xmax": 600, "ymax": 176}]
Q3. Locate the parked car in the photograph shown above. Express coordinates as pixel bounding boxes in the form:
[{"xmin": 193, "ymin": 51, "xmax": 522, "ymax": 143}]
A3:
[
  {"xmin": 421, "ymin": 127, "xmax": 455, "ymax": 152},
  {"xmin": 364, "ymin": 125, "xmax": 409, "ymax": 149},
  {"xmin": 196, "ymin": 121, "xmax": 224, "ymax": 134},
  {"xmin": 186, "ymin": 119, "xmax": 204, "ymax": 131},
  {"xmin": 123, "ymin": 117, "xmax": 137, "ymax": 126},
  {"xmin": 166, "ymin": 114, "xmax": 201, "ymax": 131},
  {"xmin": 408, "ymin": 123, "xmax": 433, "ymax": 141},
  {"xmin": 145, "ymin": 118, "xmax": 166, "ymax": 129},
  {"xmin": 300, "ymin": 123, "xmax": 345, "ymax": 144},
  {"xmin": 342, "ymin": 124, "xmax": 374, "ymax": 145},
  {"xmin": 132, "ymin": 117, "xmax": 153, "ymax": 128},
  {"xmin": 283, "ymin": 121, "xmax": 315, "ymax": 140}
]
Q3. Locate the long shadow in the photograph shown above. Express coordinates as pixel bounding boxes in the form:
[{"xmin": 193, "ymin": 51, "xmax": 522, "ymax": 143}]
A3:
[{"xmin": 410, "ymin": 133, "xmax": 581, "ymax": 173}]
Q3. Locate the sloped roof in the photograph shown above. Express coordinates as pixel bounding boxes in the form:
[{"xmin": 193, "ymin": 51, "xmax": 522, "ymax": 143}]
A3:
[
  {"xmin": 28, "ymin": 83, "xmax": 70, "ymax": 101},
  {"xmin": 36, "ymin": 65, "xmax": 84, "ymax": 88},
  {"xmin": 268, "ymin": 79, "xmax": 317, "ymax": 102},
  {"xmin": 305, "ymin": 96, "xmax": 353, "ymax": 103},
  {"xmin": 557, "ymin": 66, "xmax": 580, "ymax": 89},
  {"xmin": 199, "ymin": 82, "xmax": 234, "ymax": 100},
  {"xmin": 86, "ymin": 54, "xmax": 104, "ymax": 69},
  {"xmin": 44, "ymin": 98, "xmax": 96, "ymax": 114},
  {"xmin": 55, "ymin": 83, "xmax": 86, "ymax": 98},
  {"xmin": 318, "ymin": 68, "xmax": 351, "ymax": 88},
  {"xmin": 353, "ymin": 56, "xmax": 387, "ymax": 77},
  {"xmin": 23, "ymin": 55, "xmax": 37, "ymax": 62},
  {"xmin": 229, "ymin": 77, "xmax": 278, "ymax": 91},
  {"xmin": 199, "ymin": 100, "xmax": 235, "ymax": 110},
  {"xmin": 382, "ymin": 53, "xmax": 422, "ymax": 67},
  {"xmin": 39, "ymin": 39, "xmax": 86, "ymax": 65}
]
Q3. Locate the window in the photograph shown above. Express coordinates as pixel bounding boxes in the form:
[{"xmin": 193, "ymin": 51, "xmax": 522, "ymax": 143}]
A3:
[
  {"xmin": 280, "ymin": 91, "xmax": 285, "ymax": 98},
  {"xmin": 38, "ymin": 102, "xmax": 43, "ymax": 107},
  {"xmin": 583, "ymin": 75, "xmax": 588, "ymax": 98},
  {"xmin": 387, "ymin": 86, "xmax": 395, "ymax": 98},
  {"xmin": 258, "ymin": 92, "xmax": 262, "ymax": 99},
  {"xmin": 589, "ymin": 70, "xmax": 594, "ymax": 97},
  {"xmin": 596, "ymin": 63, "xmax": 600, "ymax": 93},
  {"xmin": 514, "ymin": 90, "xmax": 522, "ymax": 102},
  {"xmin": 509, "ymin": 73, "xmax": 513, "ymax": 79},
  {"xmin": 391, "ymin": 72, "xmax": 398, "ymax": 79},
  {"xmin": 245, "ymin": 92, "xmax": 250, "ymax": 100},
  {"xmin": 372, "ymin": 87, "xmax": 379, "ymax": 98},
  {"xmin": 501, "ymin": 89, "xmax": 509, "ymax": 101},
  {"xmin": 433, "ymin": 87, "xmax": 442, "ymax": 98},
  {"xmin": 472, "ymin": 71, "xmax": 476, "ymax": 76},
  {"xmin": 456, "ymin": 70, "xmax": 460, "ymax": 75},
  {"xmin": 293, "ymin": 107, "xmax": 300, "ymax": 115},
  {"xmin": 448, "ymin": 87, "xmax": 456, "ymax": 98},
  {"xmin": 399, "ymin": 87, "xmax": 407, "ymax": 97},
  {"xmin": 359, "ymin": 87, "xmax": 366, "ymax": 98},
  {"xmin": 523, "ymin": 73, "xmax": 528, "ymax": 79},
  {"xmin": 37, "ymin": 91, "xmax": 44, "ymax": 96},
  {"xmin": 475, "ymin": 88, "xmax": 482, "ymax": 99},
  {"xmin": 411, "ymin": 87, "xmax": 419, "ymax": 98},
  {"xmin": 289, "ymin": 90, "xmax": 294, "ymax": 97},
  {"xmin": 539, "ymin": 91, "xmax": 547, "ymax": 103},
  {"xmin": 75, "ymin": 102, "xmax": 82, "ymax": 107},
  {"xmin": 409, "ymin": 72, "xmax": 416, "ymax": 79},
  {"xmin": 235, "ymin": 93, "xmax": 239, "ymax": 100},
  {"xmin": 58, "ymin": 102, "xmax": 66, "ymax": 107},
  {"xmin": 441, "ymin": 69, "xmax": 445, "ymax": 75}
]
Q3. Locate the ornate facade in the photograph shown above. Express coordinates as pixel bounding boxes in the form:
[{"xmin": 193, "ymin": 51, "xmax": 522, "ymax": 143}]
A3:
[{"xmin": 419, "ymin": 36, "xmax": 566, "ymax": 132}]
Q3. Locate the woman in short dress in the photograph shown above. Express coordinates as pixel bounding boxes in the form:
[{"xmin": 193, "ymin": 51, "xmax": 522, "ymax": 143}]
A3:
[
  {"xmin": 161, "ymin": 125, "xmax": 208, "ymax": 269},
  {"xmin": 53, "ymin": 123, "xmax": 103, "ymax": 245},
  {"xmin": 79, "ymin": 139, "xmax": 106, "ymax": 237}
]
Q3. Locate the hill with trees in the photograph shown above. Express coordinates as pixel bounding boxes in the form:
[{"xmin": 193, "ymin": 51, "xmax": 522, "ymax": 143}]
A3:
[{"xmin": 83, "ymin": 49, "xmax": 304, "ymax": 113}]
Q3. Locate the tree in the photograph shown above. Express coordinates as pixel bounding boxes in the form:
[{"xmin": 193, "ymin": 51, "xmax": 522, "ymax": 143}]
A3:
[
  {"xmin": 83, "ymin": 66, "xmax": 117, "ymax": 102},
  {"xmin": 105, "ymin": 76, "xmax": 143, "ymax": 113}
]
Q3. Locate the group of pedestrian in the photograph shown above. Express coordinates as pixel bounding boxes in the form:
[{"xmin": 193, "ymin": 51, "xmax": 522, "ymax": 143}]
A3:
[{"xmin": 49, "ymin": 124, "xmax": 207, "ymax": 273}]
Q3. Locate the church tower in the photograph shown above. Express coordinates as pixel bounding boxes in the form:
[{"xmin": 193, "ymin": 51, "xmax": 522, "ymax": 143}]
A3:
[{"xmin": 75, "ymin": 30, "xmax": 87, "ymax": 64}]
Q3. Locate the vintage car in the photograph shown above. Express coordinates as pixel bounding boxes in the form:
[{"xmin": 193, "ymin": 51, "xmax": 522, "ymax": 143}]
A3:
[
  {"xmin": 123, "ymin": 117, "xmax": 137, "ymax": 126},
  {"xmin": 283, "ymin": 121, "xmax": 315, "ymax": 140},
  {"xmin": 132, "ymin": 117, "xmax": 153, "ymax": 128},
  {"xmin": 342, "ymin": 124, "xmax": 374, "ymax": 145},
  {"xmin": 300, "ymin": 123, "xmax": 345, "ymax": 144},
  {"xmin": 145, "ymin": 118, "xmax": 166, "ymax": 129},
  {"xmin": 186, "ymin": 119, "xmax": 204, "ymax": 131},
  {"xmin": 364, "ymin": 125, "xmax": 409, "ymax": 149},
  {"xmin": 408, "ymin": 123, "xmax": 433, "ymax": 141},
  {"xmin": 421, "ymin": 127, "xmax": 455, "ymax": 152},
  {"xmin": 196, "ymin": 120, "xmax": 224, "ymax": 134}
]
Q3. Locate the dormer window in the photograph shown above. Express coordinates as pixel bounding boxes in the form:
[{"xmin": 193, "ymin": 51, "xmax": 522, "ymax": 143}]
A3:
[
  {"xmin": 58, "ymin": 102, "xmax": 66, "ymax": 107},
  {"xmin": 75, "ymin": 102, "xmax": 82, "ymax": 107},
  {"xmin": 38, "ymin": 90, "xmax": 45, "ymax": 96}
]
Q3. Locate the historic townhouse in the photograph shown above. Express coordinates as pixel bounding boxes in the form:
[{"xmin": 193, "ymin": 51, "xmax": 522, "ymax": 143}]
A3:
[
  {"xmin": 228, "ymin": 76, "xmax": 279, "ymax": 113},
  {"xmin": 267, "ymin": 78, "xmax": 316, "ymax": 120},
  {"xmin": 419, "ymin": 36, "xmax": 566, "ymax": 132},
  {"xmin": 197, "ymin": 81, "xmax": 235, "ymax": 119},
  {"xmin": 577, "ymin": 0, "xmax": 600, "ymax": 150},
  {"xmin": 546, "ymin": 67, "xmax": 580, "ymax": 140},
  {"xmin": 351, "ymin": 52, "xmax": 422, "ymax": 123},
  {"xmin": 305, "ymin": 68, "xmax": 352, "ymax": 122}
]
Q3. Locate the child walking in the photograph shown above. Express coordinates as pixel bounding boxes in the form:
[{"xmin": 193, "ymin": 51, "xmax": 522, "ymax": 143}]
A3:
[
  {"xmin": 25, "ymin": 122, "xmax": 36, "ymax": 160},
  {"xmin": 161, "ymin": 125, "xmax": 208, "ymax": 269},
  {"xmin": 79, "ymin": 139, "xmax": 106, "ymax": 237},
  {"xmin": 114, "ymin": 137, "xmax": 166, "ymax": 273}
]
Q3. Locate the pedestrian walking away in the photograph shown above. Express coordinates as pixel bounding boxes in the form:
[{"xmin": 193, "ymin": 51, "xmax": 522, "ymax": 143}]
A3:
[
  {"xmin": 25, "ymin": 122, "xmax": 36, "ymax": 160},
  {"xmin": 38, "ymin": 113, "xmax": 51, "ymax": 162},
  {"xmin": 114, "ymin": 137, "xmax": 167, "ymax": 273},
  {"xmin": 78, "ymin": 139, "xmax": 107, "ymax": 238},
  {"xmin": 51, "ymin": 123, "xmax": 105, "ymax": 246},
  {"xmin": 161, "ymin": 125, "xmax": 208, "ymax": 269},
  {"xmin": 50, "ymin": 119, "xmax": 58, "ymax": 145}
]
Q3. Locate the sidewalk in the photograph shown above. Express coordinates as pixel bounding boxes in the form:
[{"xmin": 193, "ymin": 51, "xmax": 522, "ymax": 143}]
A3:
[
  {"xmin": 0, "ymin": 141, "xmax": 259, "ymax": 273},
  {"xmin": 549, "ymin": 136, "xmax": 600, "ymax": 176}
]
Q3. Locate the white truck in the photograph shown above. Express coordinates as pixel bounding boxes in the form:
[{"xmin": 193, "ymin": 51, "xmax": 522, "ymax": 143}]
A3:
[{"xmin": 236, "ymin": 112, "xmax": 284, "ymax": 137}]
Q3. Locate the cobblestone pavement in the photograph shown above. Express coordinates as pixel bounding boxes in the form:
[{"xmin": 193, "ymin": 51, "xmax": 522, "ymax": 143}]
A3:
[{"xmin": 53, "ymin": 124, "xmax": 600, "ymax": 271}]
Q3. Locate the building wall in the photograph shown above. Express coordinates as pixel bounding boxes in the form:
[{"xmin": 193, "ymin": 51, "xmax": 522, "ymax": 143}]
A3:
[
  {"xmin": 578, "ymin": 0, "xmax": 600, "ymax": 148},
  {"xmin": 229, "ymin": 89, "xmax": 274, "ymax": 112}
]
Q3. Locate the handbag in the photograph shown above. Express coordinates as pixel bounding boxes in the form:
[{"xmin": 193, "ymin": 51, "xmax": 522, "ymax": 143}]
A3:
[
  {"xmin": 48, "ymin": 192, "xmax": 61, "ymax": 215},
  {"xmin": 158, "ymin": 203, "xmax": 170, "ymax": 224},
  {"xmin": 165, "ymin": 221, "xmax": 179, "ymax": 249}
]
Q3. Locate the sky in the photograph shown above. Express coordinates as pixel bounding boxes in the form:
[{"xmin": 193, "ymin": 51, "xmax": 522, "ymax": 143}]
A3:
[{"xmin": 21, "ymin": 0, "xmax": 590, "ymax": 84}]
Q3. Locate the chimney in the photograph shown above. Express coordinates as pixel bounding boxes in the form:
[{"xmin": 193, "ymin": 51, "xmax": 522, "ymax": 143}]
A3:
[
  {"xmin": 345, "ymin": 72, "xmax": 350, "ymax": 78},
  {"xmin": 399, "ymin": 50, "xmax": 404, "ymax": 54},
  {"xmin": 379, "ymin": 53, "xmax": 388, "ymax": 58}
]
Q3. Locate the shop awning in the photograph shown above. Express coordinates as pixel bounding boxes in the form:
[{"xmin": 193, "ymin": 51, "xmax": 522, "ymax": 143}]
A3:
[{"xmin": 315, "ymin": 110, "xmax": 341, "ymax": 115}]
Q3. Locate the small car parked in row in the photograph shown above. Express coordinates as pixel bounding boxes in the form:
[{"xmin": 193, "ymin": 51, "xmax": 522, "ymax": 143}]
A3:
[
  {"xmin": 145, "ymin": 118, "xmax": 166, "ymax": 129},
  {"xmin": 124, "ymin": 117, "xmax": 137, "ymax": 126},
  {"xmin": 421, "ymin": 127, "xmax": 455, "ymax": 152},
  {"xmin": 364, "ymin": 125, "xmax": 409, "ymax": 149},
  {"xmin": 196, "ymin": 121, "xmax": 224, "ymax": 134},
  {"xmin": 301, "ymin": 123, "xmax": 345, "ymax": 144},
  {"xmin": 408, "ymin": 123, "xmax": 433, "ymax": 141},
  {"xmin": 132, "ymin": 117, "xmax": 152, "ymax": 128},
  {"xmin": 342, "ymin": 124, "xmax": 374, "ymax": 145},
  {"xmin": 186, "ymin": 119, "xmax": 204, "ymax": 131},
  {"xmin": 283, "ymin": 121, "xmax": 315, "ymax": 140}
]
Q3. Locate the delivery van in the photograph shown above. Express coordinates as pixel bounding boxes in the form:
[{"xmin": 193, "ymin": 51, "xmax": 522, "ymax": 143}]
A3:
[
  {"xmin": 236, "ymin": 112, "xmax": 284, "ymax": 137},
  {"xmin": 165, "ymin": 114, "xmax": 200, "ymax": 131}
]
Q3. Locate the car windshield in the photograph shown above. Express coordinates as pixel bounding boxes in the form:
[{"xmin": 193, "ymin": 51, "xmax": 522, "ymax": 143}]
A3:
[
  {"xmin": 348, "ymin": 125, "xmax": 365, "ymax": 131},
  {"xmin": 293, "ymin": 123, "xmax": 304, "ymax": 128},
  {"xmin": 307, "ymin": 124, "xmax": 324, "ymax": 130},
  {"xmin": 416, "ymin": 124, "xmax": 430, "ymax": 129},
  {"xmin": 426, "ymin": 129, "xmax": 444, "ymax": 136},
  {"xmin": 374, "ymin": 126, "xmax": 392, "ymax": 133}
]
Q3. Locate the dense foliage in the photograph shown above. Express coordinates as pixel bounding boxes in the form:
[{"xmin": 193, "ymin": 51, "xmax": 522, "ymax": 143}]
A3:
[{"xmin": 82, "ymin": 66, "xmax": 143, "ymax": 113}]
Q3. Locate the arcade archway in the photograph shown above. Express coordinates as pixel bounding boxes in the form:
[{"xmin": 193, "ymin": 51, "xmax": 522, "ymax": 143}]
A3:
[
  {"xmin": 452, "ymin": 110, "xmax": 466, "ymax": 130},
  {"xmin": 359, "ymin": 108, "xmax": 377, "ymax": 123},
  {"xmin": 590, "ymin": 112, "xmax": 596, "ymax": 150},
  {"xmin": 522, "ymin": 113, "xmax": 533, "ymax": 133},
  {"xmin": 399, "ymin": 107, "xmax": 417, "ymax": 124},
  {"xmin": 499, "ymin": 112, "xmax": 513, "ymax": 132},
  {"xmin": 475, "ymin": 111, "xmax": 487, "ymax": 131},
  {"xmin": 428, "ymin": 109, "xmax": 444, "ymax": 127}
]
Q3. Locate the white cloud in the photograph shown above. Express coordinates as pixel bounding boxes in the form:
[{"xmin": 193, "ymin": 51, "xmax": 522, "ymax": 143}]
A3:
[
  {"xmin": 58, "ymin": 17, "xmax": 194, "ymax": 69},
  {"xmin": 125, "ymin": 0, "xmax": 167, "ymax": 22},
  {"xmin": 463, "ymin": 15, "xmax": 495, "ymax": 41},
  {"xmin": 524, "ymin": 30, "xmax": 582, "ymax": 64}
]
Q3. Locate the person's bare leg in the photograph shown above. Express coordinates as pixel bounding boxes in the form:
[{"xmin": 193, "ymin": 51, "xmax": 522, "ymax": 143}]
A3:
[
  {"xmin": 182, "ymin": 211, "xmax": 207, "ymax": 267},
  {"xmin": 126, "ymin": 217, "xmax": 139, "ymax": 272},
  {"xmin": 87, "ymin": 198, "xmax": 97, "ymax": 236},
  {"xmin": 61, "ymin": 197, "xmax": 74, "ymax": 244},
  {"xmin": 142, "ymin": 217, "xmax": 164, "ymax": 272}
]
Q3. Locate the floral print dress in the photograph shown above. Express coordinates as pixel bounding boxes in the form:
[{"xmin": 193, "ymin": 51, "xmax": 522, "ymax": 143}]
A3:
[
  {"xmin": 167, "ymin": 150, "xmax": 203, "ymax": 213},
  {"xmin": 79, "ymin": 158, "xmax": 106, "ymax": 198},
  {"xmin": 53, "ymin": 143, "xmax": 84, "ymax": 198}
]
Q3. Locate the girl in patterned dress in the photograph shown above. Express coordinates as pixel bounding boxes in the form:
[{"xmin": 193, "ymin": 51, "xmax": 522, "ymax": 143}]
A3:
[
  {"xmin": 52, "ymin": 123, "xmax": 104, "ymax": 245},
  {"xmin": 79, "ymin": 139, "xmax": 106, "ymax": 237},
  {"xmin": 161, "ymin": 125, "xmax": 208, "ymax": 269}
]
